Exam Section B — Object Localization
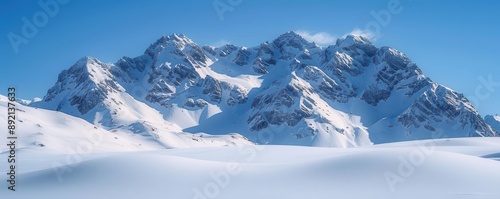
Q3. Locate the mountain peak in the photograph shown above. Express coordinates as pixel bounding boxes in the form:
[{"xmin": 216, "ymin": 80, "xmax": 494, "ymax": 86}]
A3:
[
  {"xmin": 336, "ymin": 34, "xmax": 372, "ymax": 47},
  {"xmin": 280, "ymin": 31, "xmax": 302, "ymax": 38},
  {"xmin": 145, "ymin": 33, "xmax": 197, "ymax": 57},
  {"xmin": 485, "ymin": 114, "xmax": 500, "ymax": 134},
  {"xmin": 275, "ymin": 31, "xmax": 306, "ymax": 42},
  {"xmin": 273, "ymin": 31, "xmax": 311, "ymax": 50},
  {"xmin": 164, "ymin": 33, "xmax": 192, "ymax": 43},
  {"xmin": 75, "ymin": 56, "xmax": 99, "ymax": 65},
  {"xmin": 485, "ymin": 114, "xmax": 500, "ymax": 122},
  {"xmin": 334, "ymin": 34, "xmax": 377, "ymax": 56},
  {"xmin": 157, "ymin": 33, "xmax": 194, "ymax": 45},
  {"xmin": 67, "ymin": 56, "xmax": 105, "ymax": 74}
]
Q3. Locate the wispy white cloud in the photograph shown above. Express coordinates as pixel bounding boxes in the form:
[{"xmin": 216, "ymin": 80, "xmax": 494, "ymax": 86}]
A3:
[
  {"xmin": 296, "ymin": 31, "xmax": 336, "ymax": 46},
  {"xmin": 210, "ymin": 39, "xmax": 231, "ymax": 47},
  {"xmin": 345, "ymin": 28, "xmax": 377, "ymax": 41}
]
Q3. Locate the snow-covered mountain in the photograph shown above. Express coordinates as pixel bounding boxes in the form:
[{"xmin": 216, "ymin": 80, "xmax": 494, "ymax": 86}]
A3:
[
  {"xmin": 31, "ymin": 31, "xmax": 498, "ymax": 148},
  {"xmin": 0, "ymin": 95, "xmax": 253, "ymax": 152},
  {"xmin": 485, "ymin": 114, "xmax": 500, "ymax": 133},
  {"xmin": 0, "ymin": 94, "xmax": 163, "ymax": 153}
]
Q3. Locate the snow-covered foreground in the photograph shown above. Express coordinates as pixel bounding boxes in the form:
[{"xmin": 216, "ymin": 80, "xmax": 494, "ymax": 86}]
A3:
[{"xmin": 2, "ymin": 137, "xmax": 500, "ymax": 199}]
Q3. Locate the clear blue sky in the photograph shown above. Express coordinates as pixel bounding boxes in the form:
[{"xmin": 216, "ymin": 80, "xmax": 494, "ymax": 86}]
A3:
[{"xmin": 1, "ymin": 0, "xmax": 499, "ymax": 115}]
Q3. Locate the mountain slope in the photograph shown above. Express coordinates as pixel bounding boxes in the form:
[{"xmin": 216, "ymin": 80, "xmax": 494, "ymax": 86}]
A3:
[
  {"xmin": 485, "ymin": 115, "xmax": 500, "ymax": 133},
  {"xmin": 1, "ymin": 94, "xmax": 253, "ymax": 151},
  {"xmin": 0, "ymin": 94, "xmax": 163, "ymax": 153},
  {"xmin": 32, "ymin": 31, "xmax": 498, "ymax": 147}
]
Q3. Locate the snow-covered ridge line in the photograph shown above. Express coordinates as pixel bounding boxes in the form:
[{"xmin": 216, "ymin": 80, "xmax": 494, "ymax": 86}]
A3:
[{"xmin": 29, "ymin": 31, "xmax": 498, "ymax": 148}]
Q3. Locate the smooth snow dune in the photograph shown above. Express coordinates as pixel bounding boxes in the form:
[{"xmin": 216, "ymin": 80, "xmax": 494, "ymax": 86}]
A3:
[{"xmin": 2, "ymin": 138, "xmax": 500, "ymax": 199}]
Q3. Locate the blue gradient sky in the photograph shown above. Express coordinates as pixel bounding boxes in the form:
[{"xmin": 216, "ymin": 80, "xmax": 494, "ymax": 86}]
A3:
[{"xmin": 1, "ymin": 0, "xmax": 499, "ymax": 115}]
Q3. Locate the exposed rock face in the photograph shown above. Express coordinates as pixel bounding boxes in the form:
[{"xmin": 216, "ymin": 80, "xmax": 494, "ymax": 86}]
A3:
[
  {"xmin": 248, "ymin": 78, "xmax": 314, "ymax": 131},
  {"xmin": 399, "ymin": 84, "xmax": 496, "ymax": 136},
  {"xmin": 485, "ymin": 115, "xmax": 500, "ymax": 134},
  {"xmin": 43, "ymin": 57, "xmax": 122, "ymax": 115},
  {"xmin": 201, "ymin": 75, "xmax": 222, "ymax": 104},
  {"xmin": 233, "ymin": 48, "xmax": 252, "ymax": 66},
  {"xmin": 226, "ymin": 85, "xmax": 248, "ymax": 106}
]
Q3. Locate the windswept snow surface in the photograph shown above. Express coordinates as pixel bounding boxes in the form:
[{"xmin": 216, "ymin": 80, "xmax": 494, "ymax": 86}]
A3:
[
  {"xmin": 1, "ymin": 137, "xmax": 500, "ymax": 199},
  {"xmin": 0, "ymin": 94, "xmax": 254, "ymax": 152}
]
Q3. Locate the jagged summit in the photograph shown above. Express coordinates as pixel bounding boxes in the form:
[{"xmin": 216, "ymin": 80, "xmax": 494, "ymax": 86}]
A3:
[
  {"xmin": 153, "ymin": 33, "xmax": 192, "ymax": 45},
  {"xmin": 144, "ymin": 33, "xmax": 209, "ymax": 68},
  {"xmin": 274, "ymin": 31, "xmax": 306, "ymax": 41},
  {"xmin": 485, "ymin": 114, "xmax": 500, "ymax": 134},
  {"xmin": 332, "ymin": 34, "xmax": 377, "ymax": 58},
  {"xmin": 68, "ymin": 56, "xmax": 102, "ymax": 71},
  {"xmin": 32, "ymin": 31, "xmax": 498, "ymax": 148},
  {"xmin": 75, "ymin": 55, "xmax": 98, "ymax": 64},
  {"xmin": 273, "ymin": 31, "xmax": 313, "ymax": 50},
  {"xmin": 145, "ymin": 33, "xmax": 195, "ymax": 55},
  {"xmin": 336, "ymin": 34, "xmax": 372, "ymax": 46}
]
